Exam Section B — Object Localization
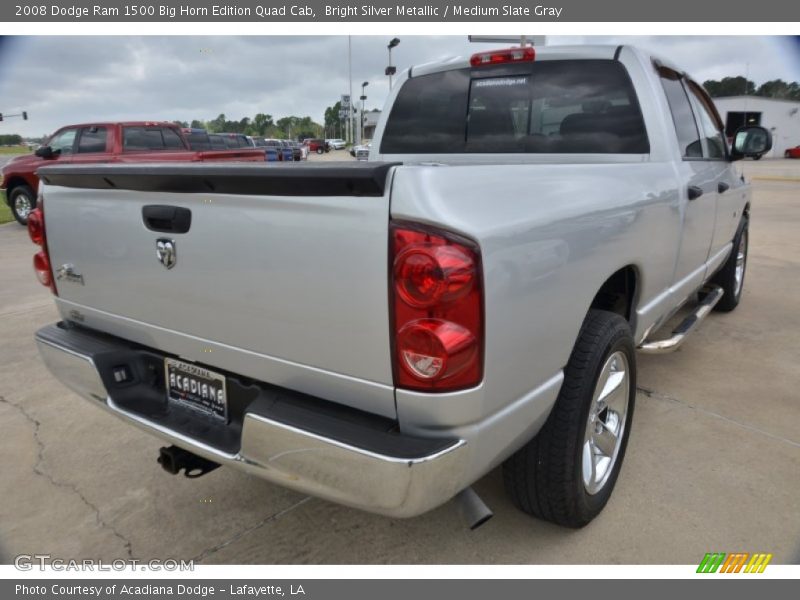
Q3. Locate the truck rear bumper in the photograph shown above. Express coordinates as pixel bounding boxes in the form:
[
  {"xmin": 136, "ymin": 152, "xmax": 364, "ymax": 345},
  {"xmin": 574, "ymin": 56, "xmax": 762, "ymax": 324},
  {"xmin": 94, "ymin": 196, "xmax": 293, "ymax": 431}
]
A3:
[{"xmin": 35, "ymin": 322, "xmax": 468, "ymax": 518}]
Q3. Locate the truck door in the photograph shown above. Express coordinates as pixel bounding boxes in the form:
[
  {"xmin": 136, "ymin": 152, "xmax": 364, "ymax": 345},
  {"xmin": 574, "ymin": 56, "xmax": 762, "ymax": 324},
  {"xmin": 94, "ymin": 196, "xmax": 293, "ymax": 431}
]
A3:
[
  {"xmin": 684, "ymin": 81, "xmax": 744, "ymax": 267},
  {"xmin": 658, "ymin": 68, "xmax": 718, "ymax": 300},
  {"xmin": 70, "ymin": 126, "xmax": 112, "ymax": 165}
]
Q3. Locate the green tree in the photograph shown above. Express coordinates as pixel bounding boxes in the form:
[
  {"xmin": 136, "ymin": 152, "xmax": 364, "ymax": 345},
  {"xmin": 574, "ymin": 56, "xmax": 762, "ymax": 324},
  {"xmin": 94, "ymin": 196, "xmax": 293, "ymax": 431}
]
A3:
[
  {"xmin": 0, "ymin": 134, "xmax": 23, "ymax": 145},
  {"xmin": 755, "ymin": 79, "xmax": 800, "ymax": 100},
  {"xmin": 703, "ymin": 76, "xmax": 755, "ymax": 98},
  {"xmin": 324, "ymin": 101, "xmax": 343, "ymax": 137},
  {"xmin": 252, "ymin": 113, "xmax": 274, "ymax": 136},
  {"xmin": 207, "ymin": 113, "xmax": 227, "ymax": 133}
]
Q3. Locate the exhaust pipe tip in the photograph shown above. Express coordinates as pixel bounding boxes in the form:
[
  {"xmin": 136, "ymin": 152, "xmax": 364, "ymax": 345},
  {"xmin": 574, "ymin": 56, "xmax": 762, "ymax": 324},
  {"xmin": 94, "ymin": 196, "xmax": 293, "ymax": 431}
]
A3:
[
  {"xmin": 158, "ymin": 445, "xmax": 220, "ymax": 478},
  {"xmin": 455, "ymin": 487, "xmax": 493, "ymax": 530}
]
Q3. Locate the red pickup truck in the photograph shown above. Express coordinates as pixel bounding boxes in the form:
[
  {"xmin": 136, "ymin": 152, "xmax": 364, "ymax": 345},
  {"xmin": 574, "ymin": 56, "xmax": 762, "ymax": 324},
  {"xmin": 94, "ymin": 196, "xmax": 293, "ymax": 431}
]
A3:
[{"xmin": 2, "ymin": 121, "xmax": 264, "ymax": 224}]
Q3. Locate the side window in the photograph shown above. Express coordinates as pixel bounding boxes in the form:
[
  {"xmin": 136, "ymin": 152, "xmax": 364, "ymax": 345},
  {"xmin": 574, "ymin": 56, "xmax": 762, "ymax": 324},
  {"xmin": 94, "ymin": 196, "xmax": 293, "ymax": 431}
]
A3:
[
  {"xmin": 124, "ymin": 127, "xmax": 186, "ymax": 151},
  {"xmin": 48, "ymin": 128, "xmax": 78, "ymax": 155},
  {"xmin": 76, "ymin": 127, "xmax": 107, "ymax": 153},
  {"xmin": 687, "ymin": 83, "xmax": 727, "ymax": 159},
  {"xmin": 124, "ymin": 127, "xmax": 165, "ymax": 151},
  {"xmin": 161, "ymin": 128, "xmax": 185, "ymax": 149},
  {"xmin": 658, "ymin": 70, "xmax": 703, "ymax": 158}
]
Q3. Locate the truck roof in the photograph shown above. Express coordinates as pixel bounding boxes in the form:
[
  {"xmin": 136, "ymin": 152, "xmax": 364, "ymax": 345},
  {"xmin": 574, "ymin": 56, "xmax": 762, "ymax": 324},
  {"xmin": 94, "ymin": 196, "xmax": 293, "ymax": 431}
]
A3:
[
  {"xmin": 411, "ymin": 44, "xmax": 625, "ymax": 77},
  {"xmin": 54, "ymin": 121, "xmax": 181, "ymax": 130}
]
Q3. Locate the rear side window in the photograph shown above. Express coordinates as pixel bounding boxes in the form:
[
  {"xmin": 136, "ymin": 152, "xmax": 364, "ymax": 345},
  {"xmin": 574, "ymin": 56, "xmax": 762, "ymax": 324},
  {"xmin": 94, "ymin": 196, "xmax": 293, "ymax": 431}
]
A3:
[
  {"xmin": 185, "ymin": 132, "xmax": 211, "ymax": 150},
  {"xmin": 658, "ymin": 70, "xmax": 703, "ymax": 158},
  {"xmin": 209, "ymin": 135, "xmax": 227, "ymax": 149},
  {"xmin": 162, "ymin": 128, "xmax": 184, "ymax": 149},
  {"xmin": 381, "ymin": 60, "xmax": 649, "ymax": 154},
  {"xmin": 123, "ymin": 127, "xmax": 186, "ymax": 151},
  {"xmin": 687, "ymin": 82, "xmax": 728, "ymax": 159},
  {"xmin": 77, "ymin": 127, "xmax": 107, "ymax": 153}
]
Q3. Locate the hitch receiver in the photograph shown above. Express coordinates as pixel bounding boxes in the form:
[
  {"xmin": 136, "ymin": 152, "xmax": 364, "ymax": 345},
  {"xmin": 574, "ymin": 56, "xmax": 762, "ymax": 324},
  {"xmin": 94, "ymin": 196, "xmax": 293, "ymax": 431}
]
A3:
[{"xmin": 157, "ymin": 445, "xmax": 220, "ymax": 478}]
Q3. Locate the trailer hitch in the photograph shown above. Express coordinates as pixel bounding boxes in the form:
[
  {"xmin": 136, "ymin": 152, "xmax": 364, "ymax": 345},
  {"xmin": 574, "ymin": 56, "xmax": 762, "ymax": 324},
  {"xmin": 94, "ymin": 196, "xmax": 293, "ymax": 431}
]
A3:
[{"xmin": 157, "ymin": 445, "xmax": 220, "ymax": 478}]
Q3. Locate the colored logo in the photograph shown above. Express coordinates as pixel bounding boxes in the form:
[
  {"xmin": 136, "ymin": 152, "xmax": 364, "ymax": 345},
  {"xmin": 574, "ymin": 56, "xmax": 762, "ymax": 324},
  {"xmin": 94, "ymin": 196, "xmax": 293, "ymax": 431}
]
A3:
[{"xmin": 697, "ymin": 552, "xmax": 772, "ymax": 573}]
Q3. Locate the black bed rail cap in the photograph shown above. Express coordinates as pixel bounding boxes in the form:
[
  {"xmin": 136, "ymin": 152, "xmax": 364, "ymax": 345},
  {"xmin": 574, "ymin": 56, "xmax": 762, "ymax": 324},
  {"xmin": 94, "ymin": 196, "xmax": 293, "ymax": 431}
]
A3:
[{"xmin": 37, "ymin": 161, "xmax": 401, "ymax": 197}]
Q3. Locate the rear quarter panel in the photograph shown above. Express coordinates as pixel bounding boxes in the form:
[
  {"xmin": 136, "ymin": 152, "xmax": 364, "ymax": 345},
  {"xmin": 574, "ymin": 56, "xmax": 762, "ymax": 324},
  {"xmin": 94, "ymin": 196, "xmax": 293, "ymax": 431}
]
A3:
[{"xmin": 390, "ymin": 161, "xmax": 680, "ymax": 432}]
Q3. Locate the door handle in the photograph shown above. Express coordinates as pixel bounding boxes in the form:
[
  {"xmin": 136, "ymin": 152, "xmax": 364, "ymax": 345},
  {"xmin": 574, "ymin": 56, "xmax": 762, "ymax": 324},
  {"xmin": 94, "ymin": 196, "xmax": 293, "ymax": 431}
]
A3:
[
  {"xmin": 688, "ymin": 186, "xmax": 704, "ymax": 201},
  {"xmin": 718, "ymin": 181, "xmax": 730, "ymax": 193},
  {"xmin": 142, "ymin": 205, "xmax": 192, "ymax": 234}
]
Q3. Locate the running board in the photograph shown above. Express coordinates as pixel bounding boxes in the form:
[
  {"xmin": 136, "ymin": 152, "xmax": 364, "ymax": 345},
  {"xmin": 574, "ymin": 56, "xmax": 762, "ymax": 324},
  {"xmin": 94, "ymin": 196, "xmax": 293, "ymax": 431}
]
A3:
[{"xmin": 638, "ymin": 285, "xmax": 724, "ymax": 354}]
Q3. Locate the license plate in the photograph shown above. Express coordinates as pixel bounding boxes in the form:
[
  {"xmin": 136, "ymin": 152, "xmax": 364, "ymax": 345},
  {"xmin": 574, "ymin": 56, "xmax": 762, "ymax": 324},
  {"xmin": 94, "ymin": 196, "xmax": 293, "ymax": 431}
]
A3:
[{"xmin": 164, "ymin": 358, "xmax": 227, "ymax": 421}]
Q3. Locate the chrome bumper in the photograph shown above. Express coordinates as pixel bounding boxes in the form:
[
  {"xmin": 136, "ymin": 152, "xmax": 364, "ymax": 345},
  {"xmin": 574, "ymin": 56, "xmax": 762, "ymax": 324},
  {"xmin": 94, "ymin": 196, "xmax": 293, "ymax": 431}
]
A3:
[{"xmin": 35, "ymin": 323, "xmax": 468, "ymax": 518}]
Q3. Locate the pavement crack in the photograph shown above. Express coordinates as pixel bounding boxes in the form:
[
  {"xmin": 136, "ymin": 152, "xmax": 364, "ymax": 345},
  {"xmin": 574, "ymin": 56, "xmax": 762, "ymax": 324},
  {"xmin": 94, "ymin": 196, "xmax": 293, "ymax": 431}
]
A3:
[
  {"xmin": 0, "ymin": 395, "xmax": 135, "ymax": 559},
  {"xmin": 636, "ymin": 386, "xmax": 800, "ymax": 448},
  {"xmin": 192, "ymin": 496, "xmax": 312, "ymax": 563}
]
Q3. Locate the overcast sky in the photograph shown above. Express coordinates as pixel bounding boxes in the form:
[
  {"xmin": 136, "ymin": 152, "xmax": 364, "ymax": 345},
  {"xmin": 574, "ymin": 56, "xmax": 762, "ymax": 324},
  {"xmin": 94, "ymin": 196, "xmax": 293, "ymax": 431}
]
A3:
[{"xmin": 0, "ymin": 35, "xmax": 799, "ymax": 137}]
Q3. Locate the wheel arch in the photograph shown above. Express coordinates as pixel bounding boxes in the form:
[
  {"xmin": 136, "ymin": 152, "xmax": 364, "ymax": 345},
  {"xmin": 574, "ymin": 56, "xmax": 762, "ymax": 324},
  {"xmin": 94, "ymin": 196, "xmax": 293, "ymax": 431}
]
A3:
[
  {"xmin": 3, "ymin": 175, "xmax": 37, "ymax": 204},
  {"xmin": 588, "ymin": 265, "xmax": 640, "ymax": 331}
]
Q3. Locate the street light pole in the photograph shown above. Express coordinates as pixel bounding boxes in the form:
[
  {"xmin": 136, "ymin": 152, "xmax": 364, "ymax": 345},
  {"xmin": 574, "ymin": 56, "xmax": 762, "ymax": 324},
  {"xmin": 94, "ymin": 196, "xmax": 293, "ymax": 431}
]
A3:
[
  {"xmin": 386, "ymin": 38, "xmax": 400, "ymax": 91},
  {"xmin": 360, "ymin": 81, "xmax": 369, "ymax": 143},
  {"xmin": 348, "ymin": 36, "xmax": 353, "ymax": 145}
]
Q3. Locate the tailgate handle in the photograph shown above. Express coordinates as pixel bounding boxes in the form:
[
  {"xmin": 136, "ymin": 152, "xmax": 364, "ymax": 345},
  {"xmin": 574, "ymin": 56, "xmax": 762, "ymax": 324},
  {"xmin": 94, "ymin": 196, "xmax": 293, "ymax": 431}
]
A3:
[{"xmin": 142, "ymin": 205, "xmax": 192, "ymax": 234}]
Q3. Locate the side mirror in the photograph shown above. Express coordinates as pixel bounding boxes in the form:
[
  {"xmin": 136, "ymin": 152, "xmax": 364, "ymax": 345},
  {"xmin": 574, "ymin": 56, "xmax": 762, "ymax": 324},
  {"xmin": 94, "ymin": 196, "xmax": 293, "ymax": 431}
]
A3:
[
  {"xmin": 731, "ymin": 126, "xmax": 772, "ymax": 160},
  {"xmin": 34, "ymin": 145, "xmax": 54, "ymax": 159}
]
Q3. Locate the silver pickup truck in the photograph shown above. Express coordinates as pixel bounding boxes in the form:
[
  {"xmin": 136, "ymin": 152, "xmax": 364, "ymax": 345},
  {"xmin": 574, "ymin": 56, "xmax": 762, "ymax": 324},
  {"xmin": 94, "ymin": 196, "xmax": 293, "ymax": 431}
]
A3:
[{"xmin": 30, "ymin": 45, "xmax": 771, "ymax": 529}]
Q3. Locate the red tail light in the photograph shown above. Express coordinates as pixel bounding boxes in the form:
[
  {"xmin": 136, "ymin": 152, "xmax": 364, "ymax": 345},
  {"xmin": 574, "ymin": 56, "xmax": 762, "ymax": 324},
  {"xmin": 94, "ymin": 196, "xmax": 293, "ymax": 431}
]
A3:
[
  {"xmin": 28, "ymin": 209, "xmax": 44, "ymax": 246},
  {"xmin": 391, "ymin": 222, "xmax": 483, "ymax": 392},
  {"xmin": 27, "ymin": 203, "xmax": 57, "ymax": 295},
  {"xmin": 470, "ymin": 46, "xmax": 535, "ymax": 67}
]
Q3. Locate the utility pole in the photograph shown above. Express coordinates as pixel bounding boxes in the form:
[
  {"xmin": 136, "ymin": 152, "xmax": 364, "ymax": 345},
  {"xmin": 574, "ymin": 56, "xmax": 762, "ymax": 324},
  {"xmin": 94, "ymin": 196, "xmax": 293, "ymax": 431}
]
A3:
[
  {"xmin": 348, "ymin": 36, "xmax": 353, "ymax": 145},
  {"xmin": 386, "ymin": 38, "xmax": 400, "ymax": 91},
  {"xmin": 360, "ymin": 81, "xmax": 369, "ymax": 143}
]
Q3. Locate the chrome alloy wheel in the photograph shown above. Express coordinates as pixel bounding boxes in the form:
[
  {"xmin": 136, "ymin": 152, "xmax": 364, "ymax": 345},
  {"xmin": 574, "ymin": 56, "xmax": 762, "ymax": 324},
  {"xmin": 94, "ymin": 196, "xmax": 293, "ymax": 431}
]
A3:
[
  {"xmin": 582, "ymin": 351, "xmax": 631, "ymax": 495},
  {"xmin": 14, "ymin": 192, "xmax": 32, "ymax": 221},
  {"xmin": 734, "ymin": 229, "xmax": 748, "ymax": 298}
]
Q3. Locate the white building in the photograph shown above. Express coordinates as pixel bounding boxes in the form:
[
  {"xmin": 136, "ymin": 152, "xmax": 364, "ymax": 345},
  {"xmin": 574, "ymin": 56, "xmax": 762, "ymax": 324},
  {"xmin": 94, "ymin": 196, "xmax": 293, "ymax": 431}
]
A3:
[{"xmin": 712, "ymin": 96, "xmax": 800, "ymax": 158}]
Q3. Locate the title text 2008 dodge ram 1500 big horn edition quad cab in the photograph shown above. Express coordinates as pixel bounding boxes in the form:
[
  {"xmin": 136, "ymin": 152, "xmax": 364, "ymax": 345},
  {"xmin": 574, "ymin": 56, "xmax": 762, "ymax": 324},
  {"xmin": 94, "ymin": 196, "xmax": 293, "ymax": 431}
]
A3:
[{"xmin": 30, "ymin": 46, "xmax": 771, "ymax": 528}]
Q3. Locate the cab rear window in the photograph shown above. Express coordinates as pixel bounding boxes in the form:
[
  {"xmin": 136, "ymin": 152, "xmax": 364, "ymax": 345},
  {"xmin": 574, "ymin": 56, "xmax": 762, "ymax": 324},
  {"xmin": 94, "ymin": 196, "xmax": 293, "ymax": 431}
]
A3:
[{"xmin": 380, "ymin": 60, "xmax": 649, "ymax": 154}]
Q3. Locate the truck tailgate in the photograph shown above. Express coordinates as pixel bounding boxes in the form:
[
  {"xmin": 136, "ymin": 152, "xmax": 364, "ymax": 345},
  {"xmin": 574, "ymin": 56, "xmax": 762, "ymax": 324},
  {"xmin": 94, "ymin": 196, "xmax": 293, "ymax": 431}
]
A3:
[{"xmin": 38, "ymin": 162, "xmax": 399, "ymax": 418}]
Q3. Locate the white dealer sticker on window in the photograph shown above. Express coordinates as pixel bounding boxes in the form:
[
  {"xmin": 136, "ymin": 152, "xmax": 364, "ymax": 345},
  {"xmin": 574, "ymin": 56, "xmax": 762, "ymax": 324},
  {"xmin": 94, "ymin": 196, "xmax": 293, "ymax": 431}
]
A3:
[{"xmin": 473, "ymin": 77, "xmax": 529, "ymax": 88}]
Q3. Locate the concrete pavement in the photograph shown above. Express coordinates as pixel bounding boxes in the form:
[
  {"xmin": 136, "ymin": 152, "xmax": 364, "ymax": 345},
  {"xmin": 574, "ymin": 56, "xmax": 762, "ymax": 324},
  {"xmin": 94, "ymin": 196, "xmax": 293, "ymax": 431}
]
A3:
[{"xmin": 0, "ymin": 159, "xmax": 798, "ymax": 565}]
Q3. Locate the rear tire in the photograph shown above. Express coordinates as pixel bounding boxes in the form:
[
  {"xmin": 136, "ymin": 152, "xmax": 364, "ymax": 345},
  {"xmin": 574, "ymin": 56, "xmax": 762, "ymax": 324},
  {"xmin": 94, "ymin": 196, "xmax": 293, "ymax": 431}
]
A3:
[
  {"xmin": 503, "ymin": 309, "xmax": 636, "ymax": 528},
  {"xmin": 711, "ymin": 215, "xmax": 748, "ymax": 312},
  {"xmin": 10, "ymin": 185, "xmax": 36, "ymax": 226}
]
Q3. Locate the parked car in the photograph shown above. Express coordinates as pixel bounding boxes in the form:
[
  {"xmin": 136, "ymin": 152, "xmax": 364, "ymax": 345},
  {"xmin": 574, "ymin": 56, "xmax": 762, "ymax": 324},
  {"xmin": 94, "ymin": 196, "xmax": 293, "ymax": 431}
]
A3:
[
  {"xmin": 352, "ymin": 141, "xmax": 371, "ymax": 160},
  {"xmin": 303, "ymin": 138, "xmax": 329, "ymax": 154},
  {"xmin": 249, "ymin": 137, "xmax": 280, "ymax": 162},
  {"xmin": 257, "ymin": 139, "xmax": 293, "ymax": 162},
  {"xmin": 30, "ymin": 45, "xmax": 769, "ymax": 528},
  {"xmin": 215, "ymin": 133, "xmax": 255, "ymax": 149},
  {"xmin": 326, "ymin": 138, "xmax": 347, "ymax": 150},
  {"xmin": 181, "ymin": 128, "xmax": 213, "ymax": 151},
  {"xmin": 1, "ymin": 122, "xmax": 264, "ymax": 225},
  {"xmin": 285, "ymin": 140, "xmax": 306, "ymax": 161},
  {"xmin": 784, "ymin": 145, "xmax": 800, "ymax": 159}
]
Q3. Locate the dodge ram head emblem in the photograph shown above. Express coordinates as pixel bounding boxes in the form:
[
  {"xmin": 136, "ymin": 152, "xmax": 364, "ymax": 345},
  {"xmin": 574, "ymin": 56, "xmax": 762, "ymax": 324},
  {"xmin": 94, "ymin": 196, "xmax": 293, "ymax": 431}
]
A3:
[{"xmin": 156, "ymin": 239, "xmax": 176, "ymax": 269}]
